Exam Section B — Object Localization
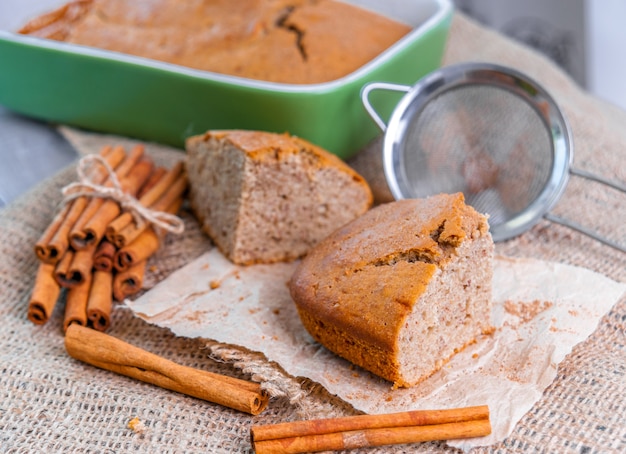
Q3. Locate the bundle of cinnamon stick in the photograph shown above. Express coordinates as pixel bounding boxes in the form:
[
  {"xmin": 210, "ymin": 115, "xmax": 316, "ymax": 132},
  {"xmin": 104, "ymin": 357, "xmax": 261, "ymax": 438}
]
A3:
[{"xmin": 28, "ymin": 144, "xmax": 187, "ymax": 332}]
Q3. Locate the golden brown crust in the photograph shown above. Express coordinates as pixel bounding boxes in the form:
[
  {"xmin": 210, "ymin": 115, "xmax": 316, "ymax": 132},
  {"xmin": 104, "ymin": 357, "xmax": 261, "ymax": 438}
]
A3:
[
  {"xmin": 291, "ymin": 194, "xmax": 480, "ymax": 344},
  {"xmin": 289, "ymin": 193, "xmax": 492, "ymax": 385},
  {"xmin": 296, "ymin": 306, "xmax": 403, "ymax": 382},
  {"xmin": 189, "ymin": 130, "xmax": 373, "ymax": 200},
  {"xmin": 18, "ymin": 0, "xmax": 411, "ymax": 84},
  {"xmin": 18, "ymin": 0, "xmax": 92, "ymax": 40}
]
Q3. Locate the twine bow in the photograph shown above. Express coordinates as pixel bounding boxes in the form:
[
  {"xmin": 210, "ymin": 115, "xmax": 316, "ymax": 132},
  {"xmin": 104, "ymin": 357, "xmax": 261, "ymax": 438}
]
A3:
[{"xmin": 62, "ymin": 154, "xmax": 185, "ymax": 235}]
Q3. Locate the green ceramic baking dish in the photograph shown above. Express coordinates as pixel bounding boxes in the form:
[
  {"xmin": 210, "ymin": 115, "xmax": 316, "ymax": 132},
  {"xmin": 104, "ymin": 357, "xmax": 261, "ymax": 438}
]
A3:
[{"xmin": 0, "ymin": 0, "xmax": 453, "ymax": 159}]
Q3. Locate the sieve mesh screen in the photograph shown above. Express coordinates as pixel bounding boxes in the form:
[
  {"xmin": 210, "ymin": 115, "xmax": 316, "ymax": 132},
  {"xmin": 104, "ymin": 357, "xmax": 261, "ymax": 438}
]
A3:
[{"xmin": 399, "ymin": 85, "xmax": 552, "ymax": 226}]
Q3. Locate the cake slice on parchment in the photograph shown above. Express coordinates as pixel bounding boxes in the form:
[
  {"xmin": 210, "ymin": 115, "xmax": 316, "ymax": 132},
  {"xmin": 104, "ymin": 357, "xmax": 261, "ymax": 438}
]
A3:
[
  {"xmin": 185, "ymin": 130, "xmax": 373, "ymax": 265},
  {"xmin": 289, "ymin": 193, "xmax": 494, "ymax": 387}
]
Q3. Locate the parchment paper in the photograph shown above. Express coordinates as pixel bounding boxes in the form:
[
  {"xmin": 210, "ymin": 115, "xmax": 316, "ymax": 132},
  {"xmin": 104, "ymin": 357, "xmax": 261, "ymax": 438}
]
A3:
[{"xmin": 126, "ymin": 251, "xmax": 626, "ymax": 450}]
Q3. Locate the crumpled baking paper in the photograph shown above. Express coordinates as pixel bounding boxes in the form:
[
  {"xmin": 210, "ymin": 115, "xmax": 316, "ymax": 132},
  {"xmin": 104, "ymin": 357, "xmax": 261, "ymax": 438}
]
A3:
[{"xmin": 126, "ymin": 250, "xmax": 625, "ymax": 450}]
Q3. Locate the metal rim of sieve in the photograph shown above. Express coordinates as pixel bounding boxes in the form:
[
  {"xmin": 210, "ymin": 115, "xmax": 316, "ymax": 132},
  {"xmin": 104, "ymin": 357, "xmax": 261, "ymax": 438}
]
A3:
[{"xmin": 361, "ymin": 62, "xmax": 624, "ymax": 252}]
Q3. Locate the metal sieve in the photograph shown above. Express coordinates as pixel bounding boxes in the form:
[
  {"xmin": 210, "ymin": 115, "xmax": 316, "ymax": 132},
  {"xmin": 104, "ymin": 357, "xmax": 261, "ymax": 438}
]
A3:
[{"xmin": 361, "ymin": 62, "xmax": 625, "ymax": 252}]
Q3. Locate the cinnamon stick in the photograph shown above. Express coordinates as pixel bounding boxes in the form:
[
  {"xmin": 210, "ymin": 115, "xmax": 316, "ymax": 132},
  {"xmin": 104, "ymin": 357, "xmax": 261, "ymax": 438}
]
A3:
[
  {"xmin": 68, "ymin": 145, "xmax": 144, "ymax": 250},
  {"xmin": 35, "ymin": 145, "xmax": 125, "ymax": 263},
  {"xmin": 148, "ymin": 169, "xmax": 188, "ymax": 213},
  {"xmin": 87, "ymin": 269, "xmax": 113, "ymax": 332},
  {"xmin": 105, "ymin": 214, "xmax": 134, "ymax": 248},
  {"xmin": 63, "ymin": 271, "xmax": 93, "ymax": 332},
  {"xmin": 114, "ymin": 226, "xmax": 160, "ymax": 272},
  {"xmin": 118, "ymin": 146, "xmax": 147, "ymax": 178},
  {"xmin": 112, "ymin": 260, "xmax": 146, "ymax": 301},
  {"xmin": 28, "ymin": 262, "xmax": 62, "ymax": 325},
  {"xmin": 71, "ymin": 156, "xmax": 154, "ymax": 250},
  {"xmin": 34, "ymin": 202, "xmax": 71, "ymax": 261},
  {"xmin": 105, "ymin": 162, "xmax": 184, "ymax": 245},
  {"xmin": 107, "ymin": 167, "xmax": 187, "ymax": 248},
  {"xmin": 137, "ymin": 166, "xmax": 167, "ymax": 199},
  {"xmin": 141, "ymin": 162, "xmax": 184, "ymax": 205},
  {"xmin": 253, "ymin": 405, "xmax": 490, "ymax": 441},
  {"xmin": 34, "ymin": 145, "xmax": 114, "ymax": 262},
  {"xmin": 64, "ymin": 242, "xmax": 98, "ymax": 287},
  {"xmin": 117, "ymin": 195, "xmax": 184, "ymax": 249},
  {"xmin": 54, "ymin": 249, "xmax": 77, "ymax": 287},
  {"xmin": 65, "ymin": 324, "xmax": 270, "ymax": 415},
  {"xmin": 251, "ymin": 406, "xmax": 491, "ymax": 454},
  {"xmin": 112, "ymin": 196, "xmax": 184, "ymax": 271},
  {"xmin": 253, "ymin": 420, "xmax": 491, "ymax": 454},
  {"xmin": 93, "ymin": 240, "xmax": 116, "ymax": 272}
]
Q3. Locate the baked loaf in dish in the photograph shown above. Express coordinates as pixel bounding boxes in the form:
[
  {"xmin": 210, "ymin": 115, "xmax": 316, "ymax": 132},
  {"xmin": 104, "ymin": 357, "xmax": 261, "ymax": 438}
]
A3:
[
  {"xmin": 289, "ymin": 193, "xmax": 494, "ymax": 387},
  {"xmin": 185, "ymin": 130, "xmax": 373, "ymax": 265},
  {"xmin": 18, "ymin": 0, "xmax": 411, "ymax": 84}
]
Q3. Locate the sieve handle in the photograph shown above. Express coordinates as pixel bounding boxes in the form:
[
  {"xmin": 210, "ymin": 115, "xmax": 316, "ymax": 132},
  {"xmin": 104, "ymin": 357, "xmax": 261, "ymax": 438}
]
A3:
[
  {"xmin": 361, "ymin": 82, "xmax": 411, "ymax": 132},
  {"xmin": 570, "ymin": 167, "xmax": 626, "ymax": 194},
  {"xmin": 544, "ymin": 213, "xmax": 626, "ymax": 253},
  {"xmin": 548, "ymin": 166, "xmax": 626, "ymax": 253}
]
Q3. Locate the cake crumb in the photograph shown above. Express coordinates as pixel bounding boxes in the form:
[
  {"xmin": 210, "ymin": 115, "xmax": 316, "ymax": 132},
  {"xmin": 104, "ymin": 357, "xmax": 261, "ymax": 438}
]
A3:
[
  {"xmin": 504, "ymin": 299, "xmax": 553, "ymax": 323},
  {"xmin": 209, "ymin": 280, "xmax": 221, "ymax": 289},
  {"xmin": 128, "ymin": 417, "xmax": 146, "ymax": 434}
]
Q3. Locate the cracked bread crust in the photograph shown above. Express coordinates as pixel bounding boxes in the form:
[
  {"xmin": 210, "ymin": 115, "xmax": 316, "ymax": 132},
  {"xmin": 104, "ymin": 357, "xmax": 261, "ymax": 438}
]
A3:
[
  {"xmin": 18, "ymin": 0, "xmax": 411, "ymax": 84},
  {"xmin": 289, "ymin": 193, "xmax": 494, "ymax": 387},
  {"xmin": 185, "ymin": 130, "xmax": 373, "ymax": 265}
]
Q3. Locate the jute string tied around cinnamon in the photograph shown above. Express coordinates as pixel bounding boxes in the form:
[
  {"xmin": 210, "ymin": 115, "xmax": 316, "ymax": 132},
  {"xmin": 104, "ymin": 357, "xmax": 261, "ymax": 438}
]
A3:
[{"xmin": 62, "ymin": 154, "xmax": 185, "ymax": 235}]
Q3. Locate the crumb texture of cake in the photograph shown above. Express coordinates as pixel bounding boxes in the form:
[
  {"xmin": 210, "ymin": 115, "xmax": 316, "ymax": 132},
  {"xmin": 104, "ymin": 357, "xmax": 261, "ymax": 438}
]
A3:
[
  {"xmin": 18, "ymin": 0, "xmax": 411, "ymax": 84},
  {"xmin": 185, "ymin": 130, "xmax": 373, "ymax": 265},
  {"xmin": 289, "ymin": 193, "xmax": 494, "ymax": 387}
]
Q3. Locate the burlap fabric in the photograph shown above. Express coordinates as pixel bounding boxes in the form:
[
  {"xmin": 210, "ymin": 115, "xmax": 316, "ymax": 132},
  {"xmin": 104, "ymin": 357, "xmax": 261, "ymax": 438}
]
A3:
[{"xmin": 2, "ymin": 12, "xmax": 625, "ymax": 453}]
